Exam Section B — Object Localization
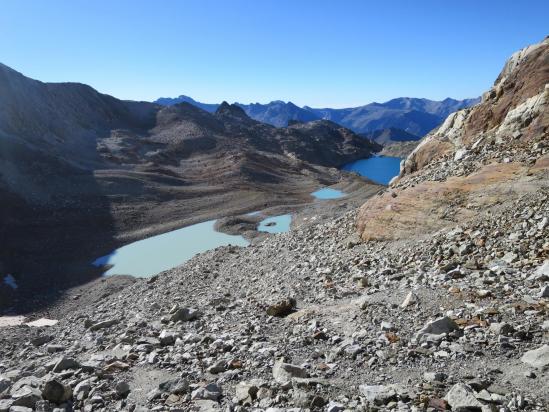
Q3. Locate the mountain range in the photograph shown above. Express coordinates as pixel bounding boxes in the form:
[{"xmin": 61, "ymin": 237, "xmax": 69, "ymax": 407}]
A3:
[{"xmin": 155, "ymin": 95, "xmax": 480, "ymax": 136}]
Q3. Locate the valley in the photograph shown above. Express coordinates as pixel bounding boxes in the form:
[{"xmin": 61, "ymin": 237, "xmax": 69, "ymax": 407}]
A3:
[{"xmin": 0, "ymin": 28, "xmax": 547, "ymax": 412}]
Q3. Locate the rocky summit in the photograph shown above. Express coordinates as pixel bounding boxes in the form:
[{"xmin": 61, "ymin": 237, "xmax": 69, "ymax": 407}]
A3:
[{"xmin": 0, "ymin": 38, "xmax": 548, "ymax": 412}]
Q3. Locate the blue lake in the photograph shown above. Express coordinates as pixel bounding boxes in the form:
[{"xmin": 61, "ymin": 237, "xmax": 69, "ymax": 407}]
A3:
[
  {"xmin": 257, "ymin": 214, "xmax": 292, "ymax": 234},
  {"xmin": 311, "ymin": 188, "xmax": 345, "ymax": 200},
  {"xmin": 342, "ymin": 156, "xmax": 401, "ymax": 185},
  {"xmin": 93, "ymin": 220, "xmax": 249, "ymax": 277}
]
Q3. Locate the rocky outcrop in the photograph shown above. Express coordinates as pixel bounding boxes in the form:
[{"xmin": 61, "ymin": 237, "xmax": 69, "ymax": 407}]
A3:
[
  {"xmin": 400, "ymin": 37, "xmax": 548, "ymax": 177},
  {"xmin": 357, "ymin": 37, "xmax": 549, "ymax": 241}
]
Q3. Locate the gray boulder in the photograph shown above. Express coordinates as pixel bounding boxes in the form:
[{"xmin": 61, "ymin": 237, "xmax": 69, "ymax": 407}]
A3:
[
  {"xmin": 191, "ymin": 383, "xmax": 222, "ymax": 401},
  {"xmin": 359, "ymin": 384, "xmax": 397, "ymax": 405},
  {"xmin": 444, "ymin": 383, "xmax": 484, "ymax": 410},
  {"xmin": 272, "ymin": 359, "xmax": 308, "ymax": 383},
  {"xmin": 415, "ymin": 316, "xmax": 459, "ymax": 342},
  {"xmin": 41, "ymin": 379, "xmax": 72, "ymax": 404},
  {"xmin": 170, "ymin": 307, "xmax": 201, "ymax": 322},
  {"xmin": 520, "ymin": 345, "xmax": 549, "ymax": 369},
  {"xmin": 52, "ymin": 357, "xmax": 80, "ymax": 372}
]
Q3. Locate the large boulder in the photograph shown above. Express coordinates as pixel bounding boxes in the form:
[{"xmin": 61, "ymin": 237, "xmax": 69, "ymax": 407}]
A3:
[
  {"xmin": 521, "ymin": 345, "xmax": 549, "ymax": 369},
  {"xmin": 272, "ymin": 359, "xmax": 308, "ymax": 383},
  {"xmin": 444, "ymin": 383, "xmax": 484, "ymax": 411},
  {"xmin": 41, "ymin": 379, "xmax": 72, "ymax": 403},
  {"xmin": 415, "ymin": 316, "xmax": 459, "ymax": 342},
  {"xmin": 359, "ymin": 385, "xmax": 397, "ymax": 405}
]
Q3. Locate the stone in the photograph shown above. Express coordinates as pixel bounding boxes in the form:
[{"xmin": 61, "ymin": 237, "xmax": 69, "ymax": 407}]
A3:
[
  {"xmin": 539, "ymin": 285, "xmax": 549, "ymax": 298},
  {"xmin": 529, "ymin": 260, "xmax": 549, "ymax": 281},
  {"xmin": 207, "ymin": 361, "xmax": 226, "ymax": 374},
  {"xmin": 115, "ymin": 381, "xmax": 130, "ymax": 397},
  {"xmin": 359, "ymin": 384, "xmax": 397, "ymax": 405},
  {"xmin": 326, "ymin": 401, "xmax": 345, "ymax": 412},
  {"xmin": 0, "ymin": 377, "xmax": 10, "ymax": 394},
  {"xmin": 191, "ymin": 383, "xmax": 222, "ymax": 401},
  {"xmin": 400, "ymin": 291, "xmax": 417, "ymax": 308},
  {"xmin": 170, "ymin": 307, "xmax": 201, "ymax": 322},
  {"xmin": 52, "ymin": 357, "xmax": 80, "ymax": 372},
  {"xmin": 454, "ymin": 148, "xmax": 467, "ymax": 161},
  {"xmin": 444, "ymin": 383, "xmax": 484, "ymax": 410},
  {"xmin": 489, "ymin": 322, "xmax": 515, "ymax": 336},
  {"xmin": 272, "ymin": 359, "xmax": 308, "ymax": 383},
  {"xmin": 0, "ymin": 399, "xmax": 12, "ymax": 412},
  {"xmin": 520, "ymin": 345, "xmax": 549, "ymax": 368},
  {"xmin": 266, "ymin": 298, "xmax": 296, "ymax": 317},
  {"xmin": 193, "ymin": 399, "xmax": 221, "ymax": 411},
  {"xmin": 41, "ymin": 379, "xmax": 72, "ymax": 404},
  {"xmin": 9, "ymin": 407, "xmax": 33, "ymax": 412},
  {"xmin": 88, "ymin": 318, "xmax": 118, "ymax": 331},
  {"xmin": 159, "ymin": 330, "xmax": 178, "ymax": 346},
  {"xmin": 46, "ymin": 344, "xmax": 65, "ymax": 353},
  {"xmin": 415, "ymin": 316, "xmax": 459, "ymax": 342},
  {"xmin": 74, "ymin": 380, "xmax": 91, "ymax": 400},
  {"xmin": 11, "ymin": 386, "xmax": 41, "ymax": 408},
  {"xmin": 423, "ymin": 371, "xmax": 448, "ymax": 382},
  {"xmin": 380, "ymin": 321, "xmax": 394, "ymax": 331},
  {"xmin": 30, "ymin": 335, "xmax": 53, "ymax": 347},
  {"xmin": 235, "ymin": 382, "xmax": 258, "ymax": 405}
]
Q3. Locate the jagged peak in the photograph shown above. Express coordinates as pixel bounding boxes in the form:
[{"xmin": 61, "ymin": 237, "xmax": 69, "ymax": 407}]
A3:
[{"xmin": 215, "ymin": 101, "xmax": 251, "ymax": 120}]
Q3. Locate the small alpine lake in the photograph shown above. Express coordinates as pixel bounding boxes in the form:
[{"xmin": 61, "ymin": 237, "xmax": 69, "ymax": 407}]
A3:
[
  {"xmin": 342, "ymin": 155, "xmax": 401, "ymax": 185},
  {"xmin": 93, "ymin": 220, "xmax": 249, "ymax": 277},
  {"xmin": 311, "ymin": 187, "xmax": 345, "ymax": 200}
]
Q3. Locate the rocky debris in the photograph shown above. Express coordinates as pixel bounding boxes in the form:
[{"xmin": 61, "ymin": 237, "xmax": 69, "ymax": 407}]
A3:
[{"xmin": 0, "ymin": 36, "xmax": 548, "ymax": 412}]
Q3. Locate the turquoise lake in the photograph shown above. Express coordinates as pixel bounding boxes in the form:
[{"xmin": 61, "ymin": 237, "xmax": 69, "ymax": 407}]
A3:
[
  {"xmin": 311, "ymin": 188, "xmax": 345, "ymax": 199},
  {"xmin": 342, "ymin": 156, "xmax": 401, "ymax": 185},
  {"xmin": 257, "ymin": 214, "xmax": 292, "ymax": 234},
  {"xmin": 93, "ymin": 220, "xmax": 249, "ymax": 277}
]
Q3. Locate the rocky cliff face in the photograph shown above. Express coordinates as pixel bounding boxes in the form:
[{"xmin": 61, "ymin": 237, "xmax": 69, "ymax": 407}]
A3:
[
  {"xmin": 400, "ymin": 37, "xmax": 548, "ymax": 177},
  {"xmin": 358, "ymin": 37, "xmax": 548, "ymax": 241}
]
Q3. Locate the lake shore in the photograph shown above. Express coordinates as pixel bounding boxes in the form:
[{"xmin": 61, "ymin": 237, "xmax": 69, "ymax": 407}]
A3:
[{"xmin": 2, "ymin": 166, "xmax": 381, "ymax": 315}]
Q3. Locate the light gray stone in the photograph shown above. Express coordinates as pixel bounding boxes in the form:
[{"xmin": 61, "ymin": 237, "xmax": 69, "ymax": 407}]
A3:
[{"xmin": 520, "ymin": 345, "xmax": 549, "ymax": 369}]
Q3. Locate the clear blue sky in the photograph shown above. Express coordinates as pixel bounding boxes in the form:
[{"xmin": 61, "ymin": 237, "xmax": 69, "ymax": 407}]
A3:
[{"xmin": 1, "ymin": 0, "xmax": 547, "ymax": 107}]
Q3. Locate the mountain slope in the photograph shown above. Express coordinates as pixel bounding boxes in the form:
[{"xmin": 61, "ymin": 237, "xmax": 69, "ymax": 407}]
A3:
[
  {"xmin": 155, "ymin": 95, "xmax": 479, "ymax": 135},
  {"xmin": 359, "ymin": 127, "xmax": 421, "ymax": 145},
  {"xmin": 0, "ymin": 63, "xmax": 380, "ymax": 308}
]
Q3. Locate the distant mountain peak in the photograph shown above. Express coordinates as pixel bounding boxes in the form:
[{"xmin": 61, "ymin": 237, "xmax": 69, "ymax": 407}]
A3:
[{"xmin": 215, "ymin": 101, "xmax": 250, "ymax": 120}]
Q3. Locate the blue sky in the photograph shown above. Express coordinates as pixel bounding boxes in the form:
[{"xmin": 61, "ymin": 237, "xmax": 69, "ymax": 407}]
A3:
[{"xmin": 1, "ymin": 0, "xmax": 547, "ymax": 107}]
